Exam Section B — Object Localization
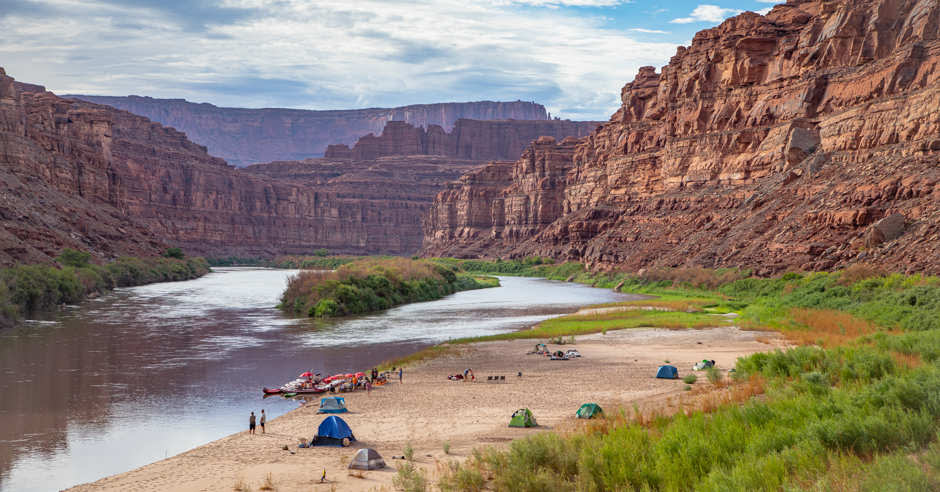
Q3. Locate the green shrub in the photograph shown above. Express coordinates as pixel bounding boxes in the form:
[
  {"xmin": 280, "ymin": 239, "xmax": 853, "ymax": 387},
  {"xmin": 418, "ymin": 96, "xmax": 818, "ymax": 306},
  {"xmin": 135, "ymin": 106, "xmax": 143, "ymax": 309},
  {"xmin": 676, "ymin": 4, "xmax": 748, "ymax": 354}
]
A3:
[
  {"xmin": 683, "ymin": 374, "xmax": 698, "ymax": 384},
  {"xmin": 438, "ymin": 460, "xmax": 485, "ymax": 492},
  {"xmin": 58, "ymin": 248, "xmax": 91, "ymax": 268},
  {"xmin": 163, "ymin": 247, "xmax": 184, "ymax": 259},
  {"xmin": 858, "ymin": 454, "xmax": 933, "ymax": 491},
  {"xmin": 392, "ymin": 461, "xmax": 427, "ymax": 492}
]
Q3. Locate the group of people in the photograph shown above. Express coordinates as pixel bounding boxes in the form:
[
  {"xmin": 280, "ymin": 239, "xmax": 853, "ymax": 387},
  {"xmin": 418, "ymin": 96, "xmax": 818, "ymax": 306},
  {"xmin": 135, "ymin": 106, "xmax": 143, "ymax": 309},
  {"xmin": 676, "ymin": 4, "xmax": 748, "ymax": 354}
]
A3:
[
  {"xmin": 248, "ymin": 409, "xmax": 266, "ymax": 435},
  {"xmin": 447, "ymin": 368, "xmax": 475, "ymax": 381}
]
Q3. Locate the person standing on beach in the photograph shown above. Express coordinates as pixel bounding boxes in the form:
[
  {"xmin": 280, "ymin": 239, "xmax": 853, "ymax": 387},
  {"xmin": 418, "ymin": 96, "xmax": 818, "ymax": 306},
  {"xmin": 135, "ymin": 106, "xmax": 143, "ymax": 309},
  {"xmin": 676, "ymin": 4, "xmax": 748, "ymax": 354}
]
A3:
[
  {"xmin": 399, "ymin": 367, "xmax": 403, "ymax": 384},
  {"xmin": 260, "ymin": 409, "xmax": 266, "ymax": 434},
  {"xmin": 249, "ymin": 411, "xmax": 256, "ymax": 435}
]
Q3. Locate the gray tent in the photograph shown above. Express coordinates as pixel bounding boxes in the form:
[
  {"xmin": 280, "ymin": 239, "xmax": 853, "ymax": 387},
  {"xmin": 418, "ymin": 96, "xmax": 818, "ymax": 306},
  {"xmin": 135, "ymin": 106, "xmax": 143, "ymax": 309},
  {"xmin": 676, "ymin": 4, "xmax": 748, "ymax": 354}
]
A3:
[{"xmin": 348, "ymin": 448, "xmax": 386, "ymax": 470}]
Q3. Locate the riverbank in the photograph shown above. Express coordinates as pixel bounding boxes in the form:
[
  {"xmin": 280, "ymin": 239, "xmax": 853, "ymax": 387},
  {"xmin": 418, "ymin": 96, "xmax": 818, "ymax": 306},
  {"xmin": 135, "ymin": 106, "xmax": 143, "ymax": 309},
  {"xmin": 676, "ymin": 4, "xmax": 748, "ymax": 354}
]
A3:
[
  {"xmin": 69, "ymin": 325, "xmax": 782, "ymax": 491},
  {"xmin": 431, "ymin": 266, "xmax": 940, "ymax": 490},
  {"xmin": 0, "ymin": 253, "xmax": 210, "ymax": 328},
  {"xmin": 65, "ymin": 265, "xmax": 940, "ymax": 490}
]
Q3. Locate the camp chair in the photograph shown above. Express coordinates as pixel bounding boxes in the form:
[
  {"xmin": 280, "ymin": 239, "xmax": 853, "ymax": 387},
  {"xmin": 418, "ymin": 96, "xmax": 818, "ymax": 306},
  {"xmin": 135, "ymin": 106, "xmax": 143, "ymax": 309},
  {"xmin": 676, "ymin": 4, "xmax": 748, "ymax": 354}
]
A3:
[
  {"xmin": 486, "ymin": 376, "xmax": 494, "ymax": 382},
  {"xmin": 499, "ymin": 376, "xmax": 506, "ymax": 382}
]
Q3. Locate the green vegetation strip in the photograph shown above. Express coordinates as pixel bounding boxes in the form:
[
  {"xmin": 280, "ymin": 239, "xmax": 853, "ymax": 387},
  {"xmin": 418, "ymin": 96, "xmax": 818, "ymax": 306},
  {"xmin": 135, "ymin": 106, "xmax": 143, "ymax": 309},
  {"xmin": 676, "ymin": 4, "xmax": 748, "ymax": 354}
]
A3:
[
  {"xmin": 279, "ymin": 257, "xmax": 498, "ymax": 318},
  {"xmin": 394, "ymin": 260, "xmax": 940, "ymax": 490},
  {"xmin": 0, "ymin": 249, "xmax": 209, "ymax": 328}
]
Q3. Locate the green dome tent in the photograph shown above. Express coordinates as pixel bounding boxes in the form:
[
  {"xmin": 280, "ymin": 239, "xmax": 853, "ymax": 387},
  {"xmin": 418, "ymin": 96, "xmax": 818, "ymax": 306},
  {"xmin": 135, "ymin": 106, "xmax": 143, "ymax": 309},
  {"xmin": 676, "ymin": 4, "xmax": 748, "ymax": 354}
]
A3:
[
  {"xmin": 576, "ymin": 403, "xmax": 603, "ymax": 419},
  {"xmin": 509, "ymin": 408, "xmax": 537, "ymax": 428}
]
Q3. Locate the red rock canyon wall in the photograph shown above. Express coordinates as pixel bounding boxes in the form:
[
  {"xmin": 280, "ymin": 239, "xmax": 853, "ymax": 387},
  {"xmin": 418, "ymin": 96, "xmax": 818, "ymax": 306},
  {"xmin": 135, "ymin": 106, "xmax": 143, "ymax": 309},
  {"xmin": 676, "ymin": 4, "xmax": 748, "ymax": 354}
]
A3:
[
  {"xmin": 424, "ymin": 0, "xmax": 940, "ymax": 274},
  {"xmin": 0, "ymin": 69, "xmax": 464, "ymax": 263}
]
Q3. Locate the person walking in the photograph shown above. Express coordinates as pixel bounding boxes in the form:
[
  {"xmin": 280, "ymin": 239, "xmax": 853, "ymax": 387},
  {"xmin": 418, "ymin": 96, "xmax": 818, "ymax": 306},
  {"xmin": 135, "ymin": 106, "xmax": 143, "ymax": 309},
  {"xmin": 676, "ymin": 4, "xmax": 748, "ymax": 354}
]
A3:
[
  {"xmin": 398, "ymin": 366, "xmax": 403, "ymax": 384},
  {"xmin": 260, "ymin": 409, "xmax": 266, "ymax": 434},
  {"xmin": 249, "ymin": 411, "xmax": 256, "ymax": 435}
]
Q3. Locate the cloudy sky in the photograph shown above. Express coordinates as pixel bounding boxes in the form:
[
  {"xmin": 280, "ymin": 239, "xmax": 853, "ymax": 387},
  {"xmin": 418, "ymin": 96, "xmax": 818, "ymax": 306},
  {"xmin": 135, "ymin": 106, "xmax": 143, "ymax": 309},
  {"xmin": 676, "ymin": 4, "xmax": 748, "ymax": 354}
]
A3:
[{"xmin": 0, "ymin": 0, "xmax": 780, "ymax": 120}]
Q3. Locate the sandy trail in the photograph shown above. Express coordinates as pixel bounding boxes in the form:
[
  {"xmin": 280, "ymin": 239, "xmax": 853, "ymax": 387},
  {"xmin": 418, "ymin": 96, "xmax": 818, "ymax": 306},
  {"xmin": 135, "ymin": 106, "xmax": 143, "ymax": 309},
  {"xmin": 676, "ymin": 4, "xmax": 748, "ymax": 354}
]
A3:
[{"xmin": 70, "ymin": 326, "xmax": 782, "ymax": 491}]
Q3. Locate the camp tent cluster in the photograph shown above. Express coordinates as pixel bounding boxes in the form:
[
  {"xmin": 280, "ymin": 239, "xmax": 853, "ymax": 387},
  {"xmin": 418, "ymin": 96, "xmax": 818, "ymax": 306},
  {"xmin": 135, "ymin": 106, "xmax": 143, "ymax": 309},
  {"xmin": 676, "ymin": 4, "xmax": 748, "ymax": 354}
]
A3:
[{"xmin": 302, "ymin": 364, "xmax": 690, "ymax": 459}]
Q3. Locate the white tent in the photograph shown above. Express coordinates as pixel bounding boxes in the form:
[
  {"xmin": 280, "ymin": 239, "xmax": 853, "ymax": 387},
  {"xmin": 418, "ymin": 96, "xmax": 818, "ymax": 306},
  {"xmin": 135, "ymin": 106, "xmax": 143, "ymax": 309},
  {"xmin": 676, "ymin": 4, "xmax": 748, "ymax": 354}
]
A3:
[{"xmin": 348, "ymin": 448, "xmax": 386, "ymax": 470}]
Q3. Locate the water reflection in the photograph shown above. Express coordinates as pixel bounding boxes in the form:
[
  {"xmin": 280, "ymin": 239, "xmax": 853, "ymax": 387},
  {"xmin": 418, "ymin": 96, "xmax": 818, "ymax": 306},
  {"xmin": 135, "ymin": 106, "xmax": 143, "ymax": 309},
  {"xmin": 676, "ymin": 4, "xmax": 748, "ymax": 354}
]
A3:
[{"xmin": 0, "ymin": 268, "xmax": 626, "ymax": 491}]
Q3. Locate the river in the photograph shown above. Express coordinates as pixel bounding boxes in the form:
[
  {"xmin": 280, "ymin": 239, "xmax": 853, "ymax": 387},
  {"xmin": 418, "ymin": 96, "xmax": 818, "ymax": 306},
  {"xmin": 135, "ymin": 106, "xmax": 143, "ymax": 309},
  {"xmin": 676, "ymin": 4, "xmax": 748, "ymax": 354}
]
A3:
[{"xmin": 0, "ymin": 267, "xmax": 626, "ymax": 491}]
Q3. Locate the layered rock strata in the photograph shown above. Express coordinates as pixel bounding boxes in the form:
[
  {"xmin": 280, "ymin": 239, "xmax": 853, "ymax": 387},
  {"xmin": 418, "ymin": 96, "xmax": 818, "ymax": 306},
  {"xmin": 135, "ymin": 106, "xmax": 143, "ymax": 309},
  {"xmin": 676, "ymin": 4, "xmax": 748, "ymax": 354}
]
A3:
[
  {"xmin": 424, "ymin": 0, "xmax": 940, "ymax": 274},
  {"xmin": 425, "ymin": 136, "xmax": 580, "ymax": 251},
  {"xmin": 244, "ymin": 156, "xmax": 486, "ymax": 255},
  {"xmin": 0, "ymin": 68, "xmax": 468, "ymax": 263},
  {"xmin": 327, "ymin": 119, "xmax": 601, "ymax": 161},
  {"xmin": 0, "ymin": 70, "xmax": 170, "ymax": 265},
  {"xmin": 65, "ymin": 95, "xmax": 549, "ymax": 166}
]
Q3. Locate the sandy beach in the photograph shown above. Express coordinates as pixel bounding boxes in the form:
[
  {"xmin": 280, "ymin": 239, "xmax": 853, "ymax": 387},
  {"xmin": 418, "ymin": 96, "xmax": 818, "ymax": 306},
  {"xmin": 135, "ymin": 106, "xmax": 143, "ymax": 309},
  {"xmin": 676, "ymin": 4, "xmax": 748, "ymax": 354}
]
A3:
[{"xmin": 70, "ymin": 326, "xmax": 784, "ymax": 491}]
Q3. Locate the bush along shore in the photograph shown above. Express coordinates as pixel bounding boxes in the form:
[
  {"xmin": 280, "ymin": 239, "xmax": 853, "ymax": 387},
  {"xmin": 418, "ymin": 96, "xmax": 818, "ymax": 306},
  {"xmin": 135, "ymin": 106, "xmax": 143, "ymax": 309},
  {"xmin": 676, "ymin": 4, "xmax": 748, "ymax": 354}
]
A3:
[
  {"xmin": 208, "ymin": 253, "xmax": 358, "ymax": 269},
  {"xmin": 279, "ymin": 257, "xmax": 498, "ymax": 318},
  {"xmin": 0, "ymin": 249, "xmax": 210, "ymax": 328},
  {"xmin": 396, "ymin": 262, "xmax": 940, "ymax": 490}
]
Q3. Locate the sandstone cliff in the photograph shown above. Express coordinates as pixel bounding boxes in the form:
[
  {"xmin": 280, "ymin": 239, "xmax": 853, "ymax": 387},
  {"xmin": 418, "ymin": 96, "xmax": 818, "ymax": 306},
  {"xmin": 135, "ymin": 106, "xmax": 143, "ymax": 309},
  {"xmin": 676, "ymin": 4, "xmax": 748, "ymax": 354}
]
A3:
[
  {"xmin": 65, "ymin": 95, "xmax": 548, "ymax": 166},
  {"xmin": 0, "ymin": 70, "xmax": 171, "ymax": 265},
  {"xmin": 0, "ymin": 68, "xmax": 478, "ymax": 263},
  {"xmin": 242, "ymin": 118, "xmax": 602, "ymax": 254},
  {"xmin": 244, "ymin": 156, "xmax": 485, "ymax": 254},
  {"xmin": 424, "ymin": 0, "xmax": 940, "ymax": 274},
  {"xmin": 327, "ymin": 119, "xmax": 600, "ymax": 161}
]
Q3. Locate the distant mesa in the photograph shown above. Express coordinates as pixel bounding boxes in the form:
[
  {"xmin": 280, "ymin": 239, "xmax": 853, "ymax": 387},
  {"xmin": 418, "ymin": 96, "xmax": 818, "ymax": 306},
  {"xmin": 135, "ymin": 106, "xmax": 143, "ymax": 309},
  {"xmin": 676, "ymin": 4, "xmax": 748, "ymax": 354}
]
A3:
[
  {"xmin": 63, "ymin": 94, "xmax": 550, "ymax": 167},
  {"xmin": 325, "ymin": 119, "xmax": 602, "ymax": 162}
]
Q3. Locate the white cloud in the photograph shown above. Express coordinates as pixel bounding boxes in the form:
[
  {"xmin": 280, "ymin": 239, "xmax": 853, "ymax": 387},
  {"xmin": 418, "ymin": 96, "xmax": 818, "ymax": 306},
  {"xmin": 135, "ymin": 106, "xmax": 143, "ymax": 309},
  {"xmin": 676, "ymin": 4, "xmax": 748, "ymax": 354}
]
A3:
[
  {"xmin": 0, "ymin": 0, "xmax": 679, "ymax": 120},
  {"xmin": 755, "ymin": 0, "xmax": 780, "ymax": 3},
  {"xmin": 629, "ymin": 28, "xmax": 670, "ymax": 34},
  {"xmin": 670, "ymin": 4, "xmax": 743, "ymax": 24},
  {"xmin": 491, "ymin": 0, "xmax": 628, "ymax": 5},
  {"xmin": 756, "ymin": 7, "xmax": 772, "ymax": 15}
]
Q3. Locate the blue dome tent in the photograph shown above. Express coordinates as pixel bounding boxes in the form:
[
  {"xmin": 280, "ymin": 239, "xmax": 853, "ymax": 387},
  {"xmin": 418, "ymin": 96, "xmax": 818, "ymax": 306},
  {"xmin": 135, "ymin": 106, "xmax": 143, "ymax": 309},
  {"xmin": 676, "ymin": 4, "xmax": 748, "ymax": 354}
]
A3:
[
  {"xmin": 312, "ymin": 415, "xmax": 356, "ymax": 446},
  {"xmin": 656, "ymin": 365, "xmax": 679, "ymax": 379}
]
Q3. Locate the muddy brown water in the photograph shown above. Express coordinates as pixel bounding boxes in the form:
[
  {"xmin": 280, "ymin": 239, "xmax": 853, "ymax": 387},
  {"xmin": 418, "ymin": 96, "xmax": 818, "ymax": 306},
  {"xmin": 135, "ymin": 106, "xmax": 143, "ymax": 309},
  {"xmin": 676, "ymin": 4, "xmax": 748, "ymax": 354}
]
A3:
[{"xmin": 0, "ymin": 268, "xmax": 629, "ymax": 491}]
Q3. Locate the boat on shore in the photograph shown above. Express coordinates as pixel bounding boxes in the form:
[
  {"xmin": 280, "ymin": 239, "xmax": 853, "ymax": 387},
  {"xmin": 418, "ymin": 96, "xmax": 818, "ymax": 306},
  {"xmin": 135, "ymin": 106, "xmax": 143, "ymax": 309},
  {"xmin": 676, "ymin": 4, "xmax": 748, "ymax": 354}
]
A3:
[{"xmin": 263, "ymin": 370, "xmax": 388, "ymax": 397}]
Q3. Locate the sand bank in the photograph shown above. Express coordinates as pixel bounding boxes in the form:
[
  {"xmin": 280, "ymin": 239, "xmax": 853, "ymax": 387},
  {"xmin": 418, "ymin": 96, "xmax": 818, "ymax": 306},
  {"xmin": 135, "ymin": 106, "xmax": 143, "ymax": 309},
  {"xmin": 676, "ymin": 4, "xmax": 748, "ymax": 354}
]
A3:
[{"xmin": 70, "ymin": 326, "xmax": 783, "ymax": 491}]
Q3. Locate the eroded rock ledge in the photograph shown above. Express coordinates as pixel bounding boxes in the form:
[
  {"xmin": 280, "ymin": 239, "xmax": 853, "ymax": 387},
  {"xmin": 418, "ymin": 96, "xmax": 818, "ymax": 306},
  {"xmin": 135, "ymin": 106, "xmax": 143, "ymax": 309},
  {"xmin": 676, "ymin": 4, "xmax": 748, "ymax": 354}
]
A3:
[{"xmin": 423, "ymin": 0, "xmax": 940, "ymax": 274}]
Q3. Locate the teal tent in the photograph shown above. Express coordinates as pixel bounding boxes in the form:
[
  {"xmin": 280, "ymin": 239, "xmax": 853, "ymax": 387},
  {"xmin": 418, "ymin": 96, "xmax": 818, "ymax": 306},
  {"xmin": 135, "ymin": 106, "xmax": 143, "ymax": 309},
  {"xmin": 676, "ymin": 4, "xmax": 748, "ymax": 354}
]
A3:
[
  {"xmin": 576, "ymin": 403, "xmax": 603, "ymax": 419},
  {"xmin": 317, "ymin": 396, "xmax": 348, "ymax": 414},
  {"xmin": 656, "ymin": 365, "xmax": 679, "ymax": 379}
]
